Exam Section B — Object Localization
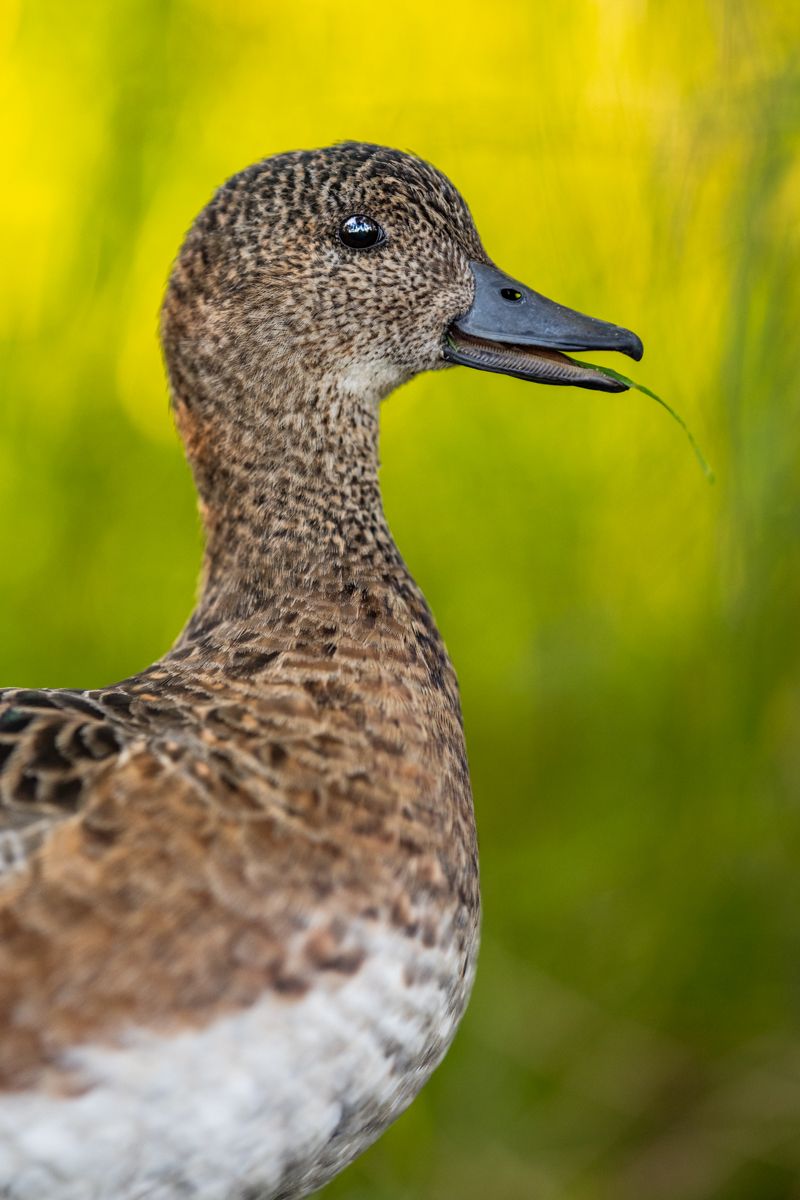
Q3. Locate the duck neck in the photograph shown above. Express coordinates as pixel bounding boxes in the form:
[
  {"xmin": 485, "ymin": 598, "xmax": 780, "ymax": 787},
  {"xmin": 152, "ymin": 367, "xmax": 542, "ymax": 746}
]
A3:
[{"xmin": 173, "ymin": 368, "xmax": 404, "ymax": 626}]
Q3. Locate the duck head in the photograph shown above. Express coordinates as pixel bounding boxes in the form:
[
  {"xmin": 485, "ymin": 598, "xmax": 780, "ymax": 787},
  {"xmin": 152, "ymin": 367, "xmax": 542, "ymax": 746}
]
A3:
[
  {"xmin": 162, "ymin": 141, "xmax": 642, "ymax": 422},
  {"xmin": 161, "ymin": 143, "xmax": 643, "ymax": 600}
]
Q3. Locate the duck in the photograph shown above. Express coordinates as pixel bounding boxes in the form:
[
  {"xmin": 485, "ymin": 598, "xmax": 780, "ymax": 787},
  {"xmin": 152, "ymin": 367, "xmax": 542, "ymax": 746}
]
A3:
[{"xmin": 0, "ymin": 142, "xmax": 643, "ymax": 1200}]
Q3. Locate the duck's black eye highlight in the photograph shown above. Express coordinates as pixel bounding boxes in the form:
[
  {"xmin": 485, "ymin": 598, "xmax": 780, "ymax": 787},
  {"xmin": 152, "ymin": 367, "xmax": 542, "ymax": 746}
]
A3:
[{"xmin": 339, "ymin": 215, "xmax": 385, "ymax": 250}]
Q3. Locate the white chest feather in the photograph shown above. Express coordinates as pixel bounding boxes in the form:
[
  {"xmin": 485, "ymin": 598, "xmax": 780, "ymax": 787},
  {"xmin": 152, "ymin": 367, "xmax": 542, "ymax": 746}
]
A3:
[{"xmin": 0, "ymin": 925, "xmax": 476, "ymax": 1200}]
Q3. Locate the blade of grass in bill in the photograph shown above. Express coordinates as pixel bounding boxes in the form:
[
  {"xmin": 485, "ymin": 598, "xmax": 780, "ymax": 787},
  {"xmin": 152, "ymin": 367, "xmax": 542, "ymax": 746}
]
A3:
[{"xmin": 573, "ymin": 361, "xmax": 715, "ymax": 484}]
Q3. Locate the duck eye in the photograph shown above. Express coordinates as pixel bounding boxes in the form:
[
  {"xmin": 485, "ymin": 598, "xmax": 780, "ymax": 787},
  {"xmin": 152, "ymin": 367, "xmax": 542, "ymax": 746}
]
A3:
[{"xmin": 339, "ymin": 215, "xmax": 385, "ymax": 250}]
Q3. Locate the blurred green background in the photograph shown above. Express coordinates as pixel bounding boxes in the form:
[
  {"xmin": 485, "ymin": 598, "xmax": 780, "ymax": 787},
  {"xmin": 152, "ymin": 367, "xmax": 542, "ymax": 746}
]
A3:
[{"xmin": 2, "ymin": 0, "xmax": 800, "ymax": 1196}]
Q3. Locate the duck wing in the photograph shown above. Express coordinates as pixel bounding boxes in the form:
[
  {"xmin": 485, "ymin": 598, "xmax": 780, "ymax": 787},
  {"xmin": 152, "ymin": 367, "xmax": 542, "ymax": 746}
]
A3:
[{"xmin": 0, "ymin": 689, "xmax": 125, "ymax": 879}]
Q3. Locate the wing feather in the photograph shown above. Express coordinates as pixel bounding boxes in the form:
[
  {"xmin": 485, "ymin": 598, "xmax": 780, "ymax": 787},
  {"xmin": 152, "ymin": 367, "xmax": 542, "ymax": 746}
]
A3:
[{"xmin": 0, "ymin": 689, "xmax": 126, "ymax": 880}]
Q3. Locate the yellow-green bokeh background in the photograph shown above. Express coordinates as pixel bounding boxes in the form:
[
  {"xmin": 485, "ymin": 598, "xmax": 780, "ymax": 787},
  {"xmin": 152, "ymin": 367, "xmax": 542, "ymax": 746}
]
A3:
[{"xmin": 2, "ymin": 1, "xmax": 800, "ymax": 1196}]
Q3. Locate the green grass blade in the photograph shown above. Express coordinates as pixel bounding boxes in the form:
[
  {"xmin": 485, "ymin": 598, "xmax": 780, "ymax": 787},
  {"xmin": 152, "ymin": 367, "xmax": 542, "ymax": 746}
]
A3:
[{"xmin": 573, "ymin": 362, "xmax": 715, "ymax": 484}]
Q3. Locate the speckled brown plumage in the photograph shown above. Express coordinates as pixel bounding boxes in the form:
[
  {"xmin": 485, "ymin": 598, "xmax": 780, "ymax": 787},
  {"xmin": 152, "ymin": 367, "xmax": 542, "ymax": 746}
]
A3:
[
  {"xmin": 0, "ymin": 143, "xmax": 486, "ymax": 1199},
  {"xmin": 0, "ymin": 139, "xmax": 645, "ymax": 1199}
]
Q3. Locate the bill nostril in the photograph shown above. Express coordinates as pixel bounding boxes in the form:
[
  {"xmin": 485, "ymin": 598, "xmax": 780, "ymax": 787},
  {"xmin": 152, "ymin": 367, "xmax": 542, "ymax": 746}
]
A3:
[{"xmin": 500, "ymin": 287, "xmax": 523, "ymax": 303}]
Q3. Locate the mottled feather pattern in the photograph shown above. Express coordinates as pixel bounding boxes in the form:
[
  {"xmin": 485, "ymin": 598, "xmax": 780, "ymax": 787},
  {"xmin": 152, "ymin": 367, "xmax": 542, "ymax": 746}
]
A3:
[
  {"xmin": 0, "ymin": 583, "xmax": 478, "ymax": 1083},
  {"xmin": 0, "ymin": 143, "xmax": 483, "ymax": 1198},
  {"xmin": 0, "ymin": 690, "xmax": 123, "ymax": 876}
]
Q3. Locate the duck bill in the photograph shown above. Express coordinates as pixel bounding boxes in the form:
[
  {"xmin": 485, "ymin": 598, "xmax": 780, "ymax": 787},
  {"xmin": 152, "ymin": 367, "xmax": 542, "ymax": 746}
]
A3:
[{"xmin": 444, "ymin": 261, "xmax": 644, "ymax": 393}]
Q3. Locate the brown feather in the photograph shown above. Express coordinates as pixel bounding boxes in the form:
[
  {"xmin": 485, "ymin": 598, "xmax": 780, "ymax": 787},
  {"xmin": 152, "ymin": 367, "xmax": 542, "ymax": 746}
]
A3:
[{"xmin": 0, "ymin": 144, "xmax": 483, "ymax": 1095}]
